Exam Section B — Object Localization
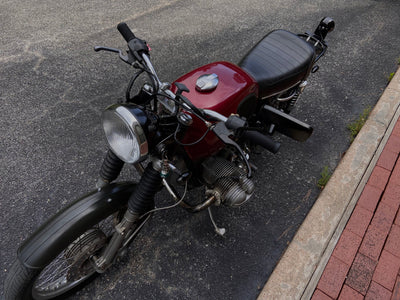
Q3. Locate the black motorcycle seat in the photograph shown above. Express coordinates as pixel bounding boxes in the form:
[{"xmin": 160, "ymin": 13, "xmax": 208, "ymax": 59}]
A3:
[{"xmin": 239, "ymin": 30, "xmax": 315, "ymax": 98}]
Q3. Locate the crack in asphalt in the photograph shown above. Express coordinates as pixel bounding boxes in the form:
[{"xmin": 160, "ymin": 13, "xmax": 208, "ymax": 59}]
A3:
[{"xmin": 119, "ymin": 0, "xmax": 183, "ymax": 25}]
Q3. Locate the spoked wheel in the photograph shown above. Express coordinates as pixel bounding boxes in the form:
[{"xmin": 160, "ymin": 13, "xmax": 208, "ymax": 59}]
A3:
[
  {"xmin": 4, "ymin": 212, "xmax": 126, "ymax": 300},
  {"xmin": 31, "ymin": 229, "xmax": 106, "ymax": 299}
]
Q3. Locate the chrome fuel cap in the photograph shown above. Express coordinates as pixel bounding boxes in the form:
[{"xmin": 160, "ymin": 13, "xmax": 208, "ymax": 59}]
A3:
[{"xmin": 196, "ymin": 73, "xmax": 219, "ymax": 92}]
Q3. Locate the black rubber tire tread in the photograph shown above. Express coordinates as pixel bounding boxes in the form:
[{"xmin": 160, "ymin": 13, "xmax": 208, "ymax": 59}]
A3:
[{"xmin": 4, "ymin": 259, "xmax": 39, "ymax": 300}]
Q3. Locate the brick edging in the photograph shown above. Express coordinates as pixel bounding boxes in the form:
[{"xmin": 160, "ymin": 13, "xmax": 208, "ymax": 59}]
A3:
[
  {"xmin": 314, "ymin": 116, "xmax": 400, "ymax": 299},
  {"xmin": 258, "ymin": 67, "xmax": 400, "ymax": 300}
]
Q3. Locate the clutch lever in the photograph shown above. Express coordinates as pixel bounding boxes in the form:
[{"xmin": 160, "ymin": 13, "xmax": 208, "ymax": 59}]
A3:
[
  {"xmin": 94, "ymin": 46, "xmax": 132, "ymax": 64},
  {"xmin": 212, "ymin": 122, "xmax": 252, "ymax": 178}
]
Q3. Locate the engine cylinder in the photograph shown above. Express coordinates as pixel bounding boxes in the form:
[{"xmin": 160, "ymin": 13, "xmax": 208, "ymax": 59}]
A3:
[{"xmin": 201, "ymin": 157, "xmax": 254, "ymax": 207}]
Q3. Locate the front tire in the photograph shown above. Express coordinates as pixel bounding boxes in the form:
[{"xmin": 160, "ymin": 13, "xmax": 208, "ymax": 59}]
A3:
[
  {"xmin": 4, "ymin": 259, "xmax": 39, "ymax": 299},
  {"xmin": 4, "ymin": 214, "xmax": 122, "ymax": 299}
]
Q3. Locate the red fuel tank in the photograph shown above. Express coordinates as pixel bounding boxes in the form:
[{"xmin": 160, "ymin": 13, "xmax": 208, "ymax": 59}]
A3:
[{"xmin": 172, "ymin": 61, "xmax": 258, "ymax": 161}]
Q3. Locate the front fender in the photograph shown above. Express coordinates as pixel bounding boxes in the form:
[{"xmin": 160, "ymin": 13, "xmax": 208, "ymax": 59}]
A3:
[{"xmin": 18, "ymin": 182, "xmax": 136, "ymax": 270}]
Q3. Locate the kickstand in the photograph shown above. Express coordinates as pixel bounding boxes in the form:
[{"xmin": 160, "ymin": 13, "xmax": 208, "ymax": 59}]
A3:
[{"xmin": 208, "ymin": 207, "xmax": 226, "ymax": 237}]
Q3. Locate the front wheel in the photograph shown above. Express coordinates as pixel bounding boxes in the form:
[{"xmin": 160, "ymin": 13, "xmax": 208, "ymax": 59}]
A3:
[{"xmin": 4, "ymin": 214, "xmax": 122, "ymax": 299}]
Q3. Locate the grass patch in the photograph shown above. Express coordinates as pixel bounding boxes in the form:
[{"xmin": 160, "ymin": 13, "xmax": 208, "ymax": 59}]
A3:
[
  {"xmin": 388, "ymin": 72, "xmax": 395, "ymax": 82},
  {"xmin": 317, "ymin": 166, "xmax": 331, "ymax": 189},
  {"xmin": 347, "ymin": 106, "xmax": 372, "ymax": 143}
]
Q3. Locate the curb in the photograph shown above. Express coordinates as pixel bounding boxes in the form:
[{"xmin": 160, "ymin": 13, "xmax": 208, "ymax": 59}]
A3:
[{"xmin": 258, "ymin": 67, "xmax": 400, "ymax": 300}]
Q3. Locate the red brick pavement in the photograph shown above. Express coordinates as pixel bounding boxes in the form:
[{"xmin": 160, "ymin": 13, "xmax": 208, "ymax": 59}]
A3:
[{"xmin": 312, "ymin": 116, "xmax": 400, "ymax": 299}]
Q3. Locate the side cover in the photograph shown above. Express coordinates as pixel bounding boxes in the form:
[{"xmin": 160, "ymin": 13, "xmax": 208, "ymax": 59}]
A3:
[{"xmin": 18, "ymin": 182, "xmax": 136, "ymax": 269}]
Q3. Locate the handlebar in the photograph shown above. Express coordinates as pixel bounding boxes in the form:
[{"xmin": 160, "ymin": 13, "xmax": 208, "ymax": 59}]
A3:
[
  {"xmin": 224, "ymin": 114, "xmax": 280, "ymax": 154},
  {"xmin": 202, "ymin": 111, "xmax": 280, "ymax": 154},
  {"xmin": 116, "ymin": 22, "xmax": 149, "ymax": 64},
  {"xmin": 117, "ymin": 22, "xmax": 136, "ymax": 42},
  {"xmin": 241, "ymin": 130, "xmax": 280, "ymax": 154}
]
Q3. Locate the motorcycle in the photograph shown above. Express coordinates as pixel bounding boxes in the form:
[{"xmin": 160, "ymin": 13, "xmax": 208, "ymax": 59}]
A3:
[{"xmin": 4, "ymin": 17, "xmax": 334, "ymax": 299}]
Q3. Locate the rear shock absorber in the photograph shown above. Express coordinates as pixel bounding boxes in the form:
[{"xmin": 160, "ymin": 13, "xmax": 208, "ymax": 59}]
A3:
[
  {"xmin": 286, "ymin": 81, "xmax": 307, "ymax": 113},
  {"xmin": 97, "ymin": 149, "xmax": 124, "ymax": 188},
  {"xmin": 286, "ymin": 90, "xmax": 300, "ymax": 112}
]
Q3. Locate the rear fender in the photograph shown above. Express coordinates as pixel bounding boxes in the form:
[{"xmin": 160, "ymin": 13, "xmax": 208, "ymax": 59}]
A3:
[{"xmin": 18, "ymin": 182, "xmax": 136, "ymax": 270}]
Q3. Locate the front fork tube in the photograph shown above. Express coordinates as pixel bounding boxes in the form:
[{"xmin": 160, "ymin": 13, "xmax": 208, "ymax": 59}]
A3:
[
  {"xmin": 97, "ymin": 149, "xmax": 125, "ymax": 189},
  {"xmin": 94, "ymin": 209, "xmax": 139, "ymax": 273},
  {"xmin": 94, "ymin": 161, "xmax": 162, "ymax": 272},
  {"xmin": 97, "ymin": 149, "xmax": 145, "ymax": 189}
]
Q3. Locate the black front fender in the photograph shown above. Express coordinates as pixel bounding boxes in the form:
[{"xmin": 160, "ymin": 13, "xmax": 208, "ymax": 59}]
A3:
[{"xmin": 18, "ymin": 182, "xmax": 136, "ymax": 270}]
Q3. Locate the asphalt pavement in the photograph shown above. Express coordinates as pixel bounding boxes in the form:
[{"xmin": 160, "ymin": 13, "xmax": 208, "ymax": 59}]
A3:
[{"xmin": 1, "ymin": 0, "xmax": 400, "ymax": 299}]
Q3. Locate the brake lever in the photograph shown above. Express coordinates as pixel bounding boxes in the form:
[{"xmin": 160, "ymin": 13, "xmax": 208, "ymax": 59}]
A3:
[
  {"xmin": 94, "ymin": 46, "xmax": 131, "ymax": 64},
  {"xmin": 212, "ymin": 122, "xmax": 252, "ymax": 178}
]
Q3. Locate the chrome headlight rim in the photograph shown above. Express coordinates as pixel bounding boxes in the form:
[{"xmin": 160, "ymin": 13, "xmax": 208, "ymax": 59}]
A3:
[{"xmin": 102, "ymin": 104, "xmax": 148, "ymax": 164}]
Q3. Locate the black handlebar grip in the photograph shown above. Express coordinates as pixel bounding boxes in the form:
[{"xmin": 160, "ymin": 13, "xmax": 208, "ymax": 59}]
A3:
[
  {"xmin": 242, "ymin": 130, "xmax": 281, "ymax": 154},
  {"xmin": 117, "ymin": 22, "xmax": 136, "ymax": 42}
]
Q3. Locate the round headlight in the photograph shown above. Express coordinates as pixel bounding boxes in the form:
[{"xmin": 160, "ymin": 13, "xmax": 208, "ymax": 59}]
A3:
[{"xmin": 102, "ymin": 104, "xmax": 148, "ymax": 163}]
